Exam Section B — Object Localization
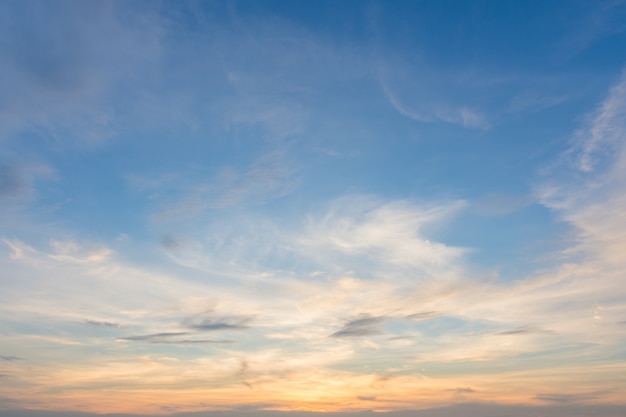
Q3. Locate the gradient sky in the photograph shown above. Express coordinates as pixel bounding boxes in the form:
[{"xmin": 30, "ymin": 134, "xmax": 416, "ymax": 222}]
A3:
[{"xmin": 1, "ymin": 1, "xmax": 626, "ymax": 416}]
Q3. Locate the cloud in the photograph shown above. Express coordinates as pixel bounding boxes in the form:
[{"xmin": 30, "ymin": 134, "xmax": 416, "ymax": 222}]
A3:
[
  {"xmin": 48, "ymin": 239, "xmax": 112, "ymax": 264},
  {"xmin": 1, "ymin": 238, "xmax": 35, "ymax": 260},
  {"xmin": 300, "ymin": 196, "xmax": 467, "ymax": 275},
  {"xmin": 450, "ymin": 387, "xmax": 475, "ymax": 394},
  {"xmin": 2, "ymin": 3, "xmax": 626, "ymax": 414},
  {"xmin": 117, "ymin": 332, "xmax": 233, "ymax": 345},
  {"xmin": 492, "ymin": 326, "xmax": 552, "ymax": 336},
  {"xmin": 151, "ymin": 149, "xmax": 299, "ymax": 222},
  {"xmin": 0, "ymin": 162, "xmax": 54, "ymax": 204},
  {"xmin": 0, "ymin": 164, "xmax": 21, "ymax": 200},
  {"xmin": 330, "ymin": 314, "xmax": 386, "ymax": 338},
  {"xmin": 83, "ymin": 320, "xmax": 120, "ymax": 328},
  {"xmin": 405, "ymin": 311, "xmax": 438, "ymax": 321},
  {"xmin": 540, "ymin": 69, "xmax": 626, "ymax": 266},
  {"xmin": 185, "ymin": 316, "xmax": 252, "ymax": 332},
  {"xmin": 573, "ymin": 70, "xmax": 626, "ymax": 173},
  {"xmin": 378, "ymin": 67, "xmax": 489, "ymax": 130},
  {"xmin": 0, "ymin": 356, "xmax": 22, "ymax": 361},
  {"xmin": 534, "ymin": 391, "xmax": 607, "ymax": 404},
  {"xmin": 118, "ymin": 332, "xmax": 194, "ymax": 341},
  {"xmin": 161, "ymin": 234, "xmax": 183, "ymax": 251},
  {"xmin": 556, "ymin": 1, "xmax": 626, "ymax": 62}
]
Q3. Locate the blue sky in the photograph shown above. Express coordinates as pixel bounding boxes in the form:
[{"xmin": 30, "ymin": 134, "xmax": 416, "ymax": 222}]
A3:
[{"xmin": 1, "ymin": 0, "xmax": 626, "ymax": 415}]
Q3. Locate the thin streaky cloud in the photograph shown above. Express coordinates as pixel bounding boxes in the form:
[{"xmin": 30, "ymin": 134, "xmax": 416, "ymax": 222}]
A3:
[
  {"xmin": 83, "ymin": 320, "xmax": 120, "ymax": 328},
  {"xmin": 116, "ymin": 332, "xmax": 233, "ymax": 345},
  {"xmin": 0, "ymin": 356, "xmax": 22, "ymax": 361},
  {"xmin": 330, "ymin": 314, "xmax": 386, "ymax": 338},
  {"xmin": 117, "ymin": 332, "xmax": 191, "ymax": 341}
]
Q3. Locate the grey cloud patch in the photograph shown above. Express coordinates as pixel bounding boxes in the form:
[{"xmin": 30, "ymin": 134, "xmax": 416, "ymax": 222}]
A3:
[
  {"xmin": 83, "ymin": 320, "xmax": 119, "ymax": 328},
  {"xmin": 184, "ymin": 314, "xmax": 253, "ymax": 332},
  {"xmin": 117, "ymin": 332, "xmax": 233, "ymax": 344},
  {"xmin": 357, "ymin": 395, "xmax": 377, "ymax": 401},
  {"xmin": 450, "ymin": 387, "xmax": 476, "ymax": 394},
  {"xmin": 0, "ymin": 165, "xmax": 22, "ymax": 200},
  {"xmin": 493, "ymin": 326, "xmax": 552, "ymax": 336},
  {"xmin": 406, "ymin": 311, "xmax": 438, "ymax": 321},
  {"xmin": 387, "ymin": 335, "xmax": 413, "ymax": 341},
  {"xmin": 161, "ymin": 234, "xmax": 182, "ymax": 251},
  {"xmin": 0, "ymin": 163, "xmax": 53, "ymax": 203},
  {"xmin": 330, "ymin": 314, "xmax": 385, "ymax": 338},
  {"xmin": 118, "ymin": 332, "xmax": 190, "ymax": 342},
  {"xmin": 239, "ymin": 359, "xmax": 249, "ymax": 375},
  {"xmin": 534, "ymin": 391, "xmax": 607, "ymax": 404},
  {"xmin": 0, "ymin": 356, "xmax": 22, "ymax": 361},
  {"xmin": 157, "ymin": 339, "xmax": 234, "ymax": 345}
]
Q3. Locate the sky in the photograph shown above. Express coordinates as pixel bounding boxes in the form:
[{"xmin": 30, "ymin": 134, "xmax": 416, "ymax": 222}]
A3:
[{"xmin": 1, "ymin": 0, "xmax": 626, "ymax": 416}]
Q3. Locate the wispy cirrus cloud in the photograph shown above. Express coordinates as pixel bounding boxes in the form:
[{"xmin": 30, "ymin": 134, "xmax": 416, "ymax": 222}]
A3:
[
  {"xmin": 572, "ymin": 70, "xmax": 626, "ymax": 173},
  {"xmin": 300, "ymin": 196, "xmax": 467, "ymax": 275},
  {"xmin": 149, "ymin": 148, "xmax": 299, "ymax": 222},
  {"xmin": 378, "ymin": 66, "xmax": 490, "ymax": 130},
  {"xmin": 540, "ymin": 70, "xmax": 626, "ymax": 265}
]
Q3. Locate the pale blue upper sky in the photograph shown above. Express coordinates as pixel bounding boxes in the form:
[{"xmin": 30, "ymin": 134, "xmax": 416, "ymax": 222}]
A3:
[{"xmin": 1, "ymin": 1, "xmax": 626, "ymax": 415}]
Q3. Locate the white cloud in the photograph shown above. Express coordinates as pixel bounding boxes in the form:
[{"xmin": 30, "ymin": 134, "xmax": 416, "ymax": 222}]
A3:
[
  {"xmin": 378, "ymin": 67, "xmax": 490, "ymax": 130},
  {"xmin": 300, "ymin": 196, "xmax": 467, "ymax": 275},
  {"xmin": 574, "ymin": 70, "xmax": 626, "ymax": 173},
  {"xmin": 48, "ymin": 239, "xmax": 113, "ymax": 264},
  {"xmin": 541, "ymin": 70, "xmax": 626, "ymax": 265}
]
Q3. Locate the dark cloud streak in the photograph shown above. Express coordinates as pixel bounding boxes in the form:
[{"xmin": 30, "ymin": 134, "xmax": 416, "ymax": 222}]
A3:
[
  {"xmin": 534, "ymin": 390, "xmax": 607, "ymax": 404},
  {"xmin": 330, "ymin": 314, "xmax": 385, "ymax": 338},
  {"xmin": 117, "ymin": 332, "xmax": 233, "ymax": 345},
  {"xmin": 83, "ymin": 320, "xmax": 120, "ymax": 328},
  {"xmin": 493, "ymin": 326, "xmax": 552, "ymax": 336},
  {"xmin": 405, "ymin": 311, "xmax": 438, "ymax": 321},
  {"xmin": 184, "ymin": 314, "xmax": 253, "ymax": 332},
  {"xmin": 0, "ymin": 356, "xmax": 22, "ymax": 361}
]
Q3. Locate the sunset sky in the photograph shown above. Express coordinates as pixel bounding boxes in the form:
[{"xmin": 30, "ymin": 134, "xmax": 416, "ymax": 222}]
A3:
[{"xmin": 1, "ymin": 1, "xmax": 626, "ymax": 416}]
